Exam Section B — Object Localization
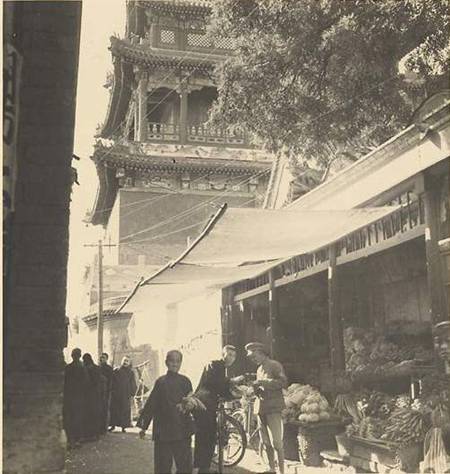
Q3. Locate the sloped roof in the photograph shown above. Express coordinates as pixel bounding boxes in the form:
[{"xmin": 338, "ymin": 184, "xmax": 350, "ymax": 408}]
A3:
[
  {"xmin": 139, "ymin": 0, "xmax": 211, "ymax": 16},
  {"xmin": 93, "ymin": 142, "xmax": 271, "ymax": 175},
  {"xmin": 287, "ymin": 97, "xmax": 450, "ymax": 210},
  {"xmin": 110, "ymin": 37, "xmax": 219, "ymax": 70}
]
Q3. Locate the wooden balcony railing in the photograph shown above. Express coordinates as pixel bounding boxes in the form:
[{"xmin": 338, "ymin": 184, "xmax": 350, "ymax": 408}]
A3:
[
  {"xmin": 147, "ymin": 122, "xmax": 180, "ymax": 142},
  {"xmin": 145, "ymin": 122, "xmax": 249, "ymax": 147},
  {"xmin": 187, "ymin": 123, "xmax": 247, "ymax": 146}
]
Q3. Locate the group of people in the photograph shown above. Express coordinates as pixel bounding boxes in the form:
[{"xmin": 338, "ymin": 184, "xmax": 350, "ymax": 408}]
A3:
[
  {"xmin": 63, "ymin": 349, "xmax": 137, "ymax": 448},
  {"xmin": 137, "ymin": 341, "xmax": 287, "ymax": 474}
]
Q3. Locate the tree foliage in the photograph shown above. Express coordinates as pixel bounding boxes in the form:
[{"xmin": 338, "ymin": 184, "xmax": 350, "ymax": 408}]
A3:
[{"xmin": 208, "ymin": 0, "xmax": 449, "ymax": 166}]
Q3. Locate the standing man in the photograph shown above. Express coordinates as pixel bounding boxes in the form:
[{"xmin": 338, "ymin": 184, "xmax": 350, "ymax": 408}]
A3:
[
  {"xmin": 109, "ymin": 355, "xmax": 137, "ymax": 433},
  {"xmin": 193, "ymin": 345, "xmax": 244, "ymax": 474},
  {"xmin": 99, "ymin": 352, "xmax": 113, "ymax": 434},
  {"xmin": 63, "ymin": 348, "xmax": 88, "ymax": 449},
  {"xmin": 245, "ymin": 342, "xmax": 288, "ymax": 474},
  {"xmin": 82, "ymin": 353, "xmax": 103, "ymax": 441},
  {"xmin": 137, "ymin": 350, "xmax": 194, "ymax": 474}
]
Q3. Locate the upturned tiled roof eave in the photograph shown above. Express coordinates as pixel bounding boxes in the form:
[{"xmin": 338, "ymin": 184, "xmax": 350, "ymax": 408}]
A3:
[{"xmin": 109, "ymin": 37, "xmax": 218, "ymax": 71}]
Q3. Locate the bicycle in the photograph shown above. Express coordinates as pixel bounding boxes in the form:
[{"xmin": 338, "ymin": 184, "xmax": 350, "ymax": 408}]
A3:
[
  {"xmin": 231, "ymin": 394, "xmax": 269, "ymax": 466},
  {"xmin": 212, "ymin": 397, "xmax": 247, "ymax": 473}
]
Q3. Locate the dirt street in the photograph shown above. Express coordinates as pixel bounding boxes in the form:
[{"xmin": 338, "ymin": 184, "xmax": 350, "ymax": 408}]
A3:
[
  {"xmin": 66, "ymin": 428, "xmax": 350, "ymax": 474},
  {"xmin": 65, "ymin": 428, "xmax": 254, "ymax": 474}
]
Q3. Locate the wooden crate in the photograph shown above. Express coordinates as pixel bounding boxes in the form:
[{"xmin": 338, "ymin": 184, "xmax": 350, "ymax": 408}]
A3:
[{"xmin": 348, "ymin": 436, "xmax": 421, "ymax": 473}]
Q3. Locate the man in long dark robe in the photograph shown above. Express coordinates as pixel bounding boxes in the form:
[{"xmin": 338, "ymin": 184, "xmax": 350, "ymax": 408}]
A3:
[
  {"xmin": 193, "ymin": 345, "xmax": 244, "ymax": 474},
  {"xmin": 63, "ymin": 348, "xmax": 88, "ymax": 448},
  {"xmin": 137, "ymin": 350, "xmax": 194, "ymax": 474},
  {"xmin": 82, "ymin": 353, "xmax": 103, "ymax": 441},
  {"xmin": 109, "ymin": 355, "xmax": 137, "ymax": 432},
  {"xmin": 99, "ymin": 352, "xmax": 113, "ymax": 434}
]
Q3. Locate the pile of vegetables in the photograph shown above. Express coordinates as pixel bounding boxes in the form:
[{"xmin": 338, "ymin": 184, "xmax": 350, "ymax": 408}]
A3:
[
  {"xmin": 344, "ymin": 326, "xmax": 433, "ymax": 378},
  {"xmin": 380, "ymin": 406, "xmax": 430, "ymax": 446},
  {"xmin": 334, "ymin": 393, "xmax": 361, "ymax": 421},
  {"xmin": 282, "ymin": 383, "xmax": 333, "ymax": 424}
]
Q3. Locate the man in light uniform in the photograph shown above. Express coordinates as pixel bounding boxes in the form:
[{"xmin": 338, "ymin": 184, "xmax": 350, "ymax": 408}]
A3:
[{"xmin": 245, "ymin": 342, "xmax": 288, "ymax": 474}]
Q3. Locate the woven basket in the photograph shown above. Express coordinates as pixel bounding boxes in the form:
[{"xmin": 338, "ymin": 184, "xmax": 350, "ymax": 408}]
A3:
[
  {"xmin": 297, "ymin": 431, "xmax": 321, "ymax": 466},
  {"xmin": 297, "ymin": 424, "xmax": 339, "ymax": 466}
]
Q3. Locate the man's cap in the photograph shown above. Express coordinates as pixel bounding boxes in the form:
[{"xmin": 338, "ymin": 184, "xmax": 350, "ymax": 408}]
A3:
[
  {"xmin": 223, "ymin": 344, "xmax": 237, "ymax": 352},
  {"xmin": 245, "ymin": 342, "xmax": 268, "ymax": 355}
]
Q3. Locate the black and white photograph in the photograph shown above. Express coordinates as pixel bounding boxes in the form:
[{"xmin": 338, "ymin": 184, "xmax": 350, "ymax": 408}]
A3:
[{"xmin": 3, "ymin": 1, "xmax": 450, "ymax": 473}]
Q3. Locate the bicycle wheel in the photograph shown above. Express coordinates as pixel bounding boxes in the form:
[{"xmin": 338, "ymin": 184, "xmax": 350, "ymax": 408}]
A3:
[{"xmin": 213, "ymin": 414, "xmax": 247, "ymax": 468}]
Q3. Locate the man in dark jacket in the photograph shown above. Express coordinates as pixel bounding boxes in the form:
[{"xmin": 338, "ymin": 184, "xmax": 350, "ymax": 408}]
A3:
[
  {"xmin": 193, "ymin": 345, "xmax": 244, "ymax": 474},
  {"xmin": 99, "ymin": 352, "xmax": 113, "ymax": 434},
  {"xmin": 63, "ymin": 348, "xmax": 88, "ymax": 448},
  {"xmin": 82, "ymin": 353, "xmax": 103, "ymax": 441},
  {"xmin": 137, "ymin": 350, "xmax": 194, "ymax": 474},
  {"xmin": 109, "ymin": 356, "xmax": 137, "ymax": 433}
]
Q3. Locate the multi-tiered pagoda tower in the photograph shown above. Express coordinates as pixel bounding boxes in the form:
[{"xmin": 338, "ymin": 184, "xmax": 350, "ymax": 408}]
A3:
[{"xmin": 88, "ymin": 0, "xmax": 273, "ymax": 266}]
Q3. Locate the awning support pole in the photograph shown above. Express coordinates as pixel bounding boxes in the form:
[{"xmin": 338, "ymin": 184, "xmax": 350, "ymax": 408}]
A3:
[
  {"xmin": 221, "ymin": 286, "xmax": 234, "ymax": 348},
  {"xmin": 328, "ymin": 244, "xmax": 345, "ymax": 372},
  {"xmin": 268, "ymin": 269, "xmax": 279, "ymax": 359},
  {"xmin": 423, "ymin": 172, "xmax": 448, "ymax": 324}
]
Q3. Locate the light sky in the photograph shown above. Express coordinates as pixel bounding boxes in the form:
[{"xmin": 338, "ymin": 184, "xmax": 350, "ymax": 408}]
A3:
[{"xmin": 67, "ymin": 0, "xmax": 126, "ymax": 316}]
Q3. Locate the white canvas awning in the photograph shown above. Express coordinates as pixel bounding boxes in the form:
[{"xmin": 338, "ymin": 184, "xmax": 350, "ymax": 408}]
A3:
[{"xmin": 118, "ymin": 205, "xmax": 398, "ymax": 312}]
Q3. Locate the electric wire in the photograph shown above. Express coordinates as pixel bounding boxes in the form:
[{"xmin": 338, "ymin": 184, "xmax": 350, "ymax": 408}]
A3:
[{"xmin": 119, "ymin": 168, "xmax": 270, "ymax": 242}]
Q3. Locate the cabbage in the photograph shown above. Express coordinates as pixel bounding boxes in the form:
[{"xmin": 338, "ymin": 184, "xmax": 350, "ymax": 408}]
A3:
[
  {"xmin": 309, "ymin": 413, "xmax": 320, "ymax": 422},
  {"xmin": 319, "ymin": 401, "xmax": 329, "ymax": 411},
  {"xmin": 298, "ymin": 413, "xmax": 308, "ymax": 422},
  {"xmin": 290, "ymin": 392, "xmax": 306, "ymax": 405},
  {"xmin": 300, "ymin": 402, "xmax": 309, "ymax": 413}
]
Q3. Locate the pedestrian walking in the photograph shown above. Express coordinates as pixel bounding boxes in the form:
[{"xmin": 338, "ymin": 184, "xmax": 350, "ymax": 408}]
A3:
[
  {"xmin": 82, "ymin": 353, "xmax": 103, "ymax": 441},
  {"xmin": 63, "ymin": 348, "xmax": 88, "ymax": 449},
  {"xmin": 245, "ymin": 342, "xmax": 288, "ymax": 474},
  {"xmin": 109, "ymin": 355, "xmax": 137, "ymax": 433},
  {"xmin": 99, "ymin": 352, "xmax": 114, "ymax": 434},
  {"xmin": 137, "ymin": 350, "xmax": 194, "ymax": 474},
  {"xmin": 193, "ymin": 345, "xmax": 244, "ymax": 474}
]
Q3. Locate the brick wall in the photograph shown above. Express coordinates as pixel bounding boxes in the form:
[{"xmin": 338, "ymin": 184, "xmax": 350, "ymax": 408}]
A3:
[
  {"xmin": 118, "ymin": 189, "xmax": 257, "ymax": 265},
  {"xmin": 3, "ymin": 2, "xmax": 82, "ymax": 473}
]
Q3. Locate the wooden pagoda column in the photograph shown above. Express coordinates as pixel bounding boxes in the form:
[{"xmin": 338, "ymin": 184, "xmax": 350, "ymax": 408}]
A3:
[
  {"xmin": 137, "ymin": 74, "xmax": 148, "ymax": 142},
  {"xmin": 423, "ymin": 172, "xmax": 448, "ymax": 324},
  {"xmin": 179, "ymin": 82, "xmax": 188, "ymax": 144},
  {"xmin": 268, "ymin": 269, "xmax": 280, "ymax": 360},
  {"xmin": 328, "ymin": 244, "xmax": 345, "ymax": 371}
]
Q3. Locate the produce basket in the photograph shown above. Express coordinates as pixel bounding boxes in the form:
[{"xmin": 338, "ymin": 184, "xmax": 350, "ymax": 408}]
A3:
[{"xmin": 290, "ymin": 419, "xmax": 350, "ymax": 467}]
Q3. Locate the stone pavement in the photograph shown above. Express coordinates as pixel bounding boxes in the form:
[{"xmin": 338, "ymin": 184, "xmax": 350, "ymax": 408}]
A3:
[{"xmin": 66, "ymin": 427, "xmax": 349, "ymax": 474}]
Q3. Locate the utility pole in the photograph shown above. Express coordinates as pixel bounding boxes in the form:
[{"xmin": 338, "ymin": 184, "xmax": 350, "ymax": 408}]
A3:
[{"xmin": 84, "ymin": 239, "xmax": 117, "ymax": 361}]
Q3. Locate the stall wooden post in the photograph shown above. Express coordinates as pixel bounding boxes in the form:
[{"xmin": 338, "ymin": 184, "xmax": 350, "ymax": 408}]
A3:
[
  {"xmin": 221, "ymin": 285, "xmax": 234, "ymax": 347},
  {"xmin": 328, "ymin": 244, "xmax": 345, "ymax": 372},
  {"xmin": 268, "ymin": 269, "xmax": 279, "ymax": 360},
  {"xmin": 423, "ymin": 173, "xmax": 448, "ymax": 324}
]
